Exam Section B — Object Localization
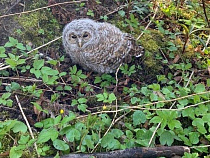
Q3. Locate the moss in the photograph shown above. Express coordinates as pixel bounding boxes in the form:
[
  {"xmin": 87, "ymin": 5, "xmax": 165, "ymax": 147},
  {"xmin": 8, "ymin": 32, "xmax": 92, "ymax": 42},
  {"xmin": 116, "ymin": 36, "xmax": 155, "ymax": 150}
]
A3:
[
  {"xmin": 139, "ymin": 30, "xmax": 166, "ymax": 75},
  {"xmin": 15, "ymin": 0, "xmax": 61, "ymax": 46}
]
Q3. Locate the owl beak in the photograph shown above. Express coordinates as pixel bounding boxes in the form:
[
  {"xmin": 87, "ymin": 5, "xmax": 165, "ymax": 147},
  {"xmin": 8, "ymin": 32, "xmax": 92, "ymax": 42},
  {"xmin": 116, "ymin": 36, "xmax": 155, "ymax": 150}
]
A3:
[{"xmin": 78, "ymin": 39, "xmax": 83, "ymax": 48}]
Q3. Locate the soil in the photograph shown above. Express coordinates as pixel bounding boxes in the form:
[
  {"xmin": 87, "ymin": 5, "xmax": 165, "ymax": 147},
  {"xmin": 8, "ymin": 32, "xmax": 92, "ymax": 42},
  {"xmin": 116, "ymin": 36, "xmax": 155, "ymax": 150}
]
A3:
[{"xmin": 0, "ymin": 0, "xmax": 23, "ymax": 45}]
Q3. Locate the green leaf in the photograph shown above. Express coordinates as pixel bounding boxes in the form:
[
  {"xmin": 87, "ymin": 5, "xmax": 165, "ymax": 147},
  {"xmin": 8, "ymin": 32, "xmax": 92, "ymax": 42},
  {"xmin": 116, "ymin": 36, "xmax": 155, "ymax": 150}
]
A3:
[
  {"xmin": 54, "ymin": 115, "xmax": 62, "ymax": 125},
  {"xmin": 33, "ymin": 59, "xmax": 44, "ymax": 70},
  {"xmin": 4, "ymin": 42, "xmax": 13, "ymax": 47},
  {"xmin": 202, "ymin": 113, "xmax": 210, "ymax": 123},
  {"xmin": 0, "ymin": 46, "xmax": 7, "ymax": 58},
  {"xmin": 83, "ymin": 135, "xmax": 94, "ymax": 149},
  {"xmin": 207, "ymin": 79, "xmax": 210, "ymax": 87},
  {"xmin": 101, "ymin": 133, "xmax": 114, "ymax": 148},
  {"xmin": 6, "ymin": 82, "xmax": 20, "ymax": 92},
  {"xmin": 94, "ymin": 76, "xmax": 102, "ymax": 84},
  {"xmin": 61, "ymin": 113, "xmax": 76, "ymax": 125},
  {"xmin": 78, "ymin": 98, "xmax": 87, "ymax": 104},
  {"xmin": 108, "ymin": 93, "xmax": 116, "ymax": 103},
  {"xmin": 53, "ymin": 139, "xmax": 69, "ymax": 151},
  {"xmin": 17, "ymin": 59, "xmax": 26, "ymax": 65},
  {"xmin": 126, "ymin": 130, "xmax": 133, "ymax": 139},
  {"xmin": 150, "ymin": 116, "xmax": 162, "ymax": 123},
  {"xmin": 12, "ymin": 121, "xmax": 27, "ymax": 133},
  {"xmin": 148, "ymin": 84, "xmax": 160, "ymax": 91},
  {"xmin": 183, "ymin": 153, "xmax": 199, "ymax": 158},
  {"xmin": 96, "ymin": 94, "xmax": 104, "ymax": 102},
  {"xmin": 168, "ymin": 120, "xmax": 182, "ymax": 130},
  {"xmin": 34, "ymin": 122, "xmax": 43, "ymax": 128},
  {"xmin": 30, "ymin": 68, "xmax": 41, "ymax": 78},
  {"xmin": 1, "ymin": 92, "xmax": 11, "ymax": 99},
  {"xmin": 37, "ymin": 128, "xmax": 59, "ymax": 143},
  {"xmin": 78, "ymin": 104, "xmax": 87, "ymax": 112},
  {"xmin": 182, "ymin": 108, "xmax": 195, "ymax": 119},
  {"xmin": 189, "ymin": 132, "xmax": 199, "ymax": 144},
  {"xmin": 16, "ymin": 43, "xmax": 26, "ymax": 50},
  {"xmin": 195, "ymin": 105, "xmax": 208, "ymax": 116},
  {"xmin": 41, "ymin": 66, "xmax": 59, "ymax": 76},
  {"xmin": 9, "ymin": 37, "xmax": 18, "ymax": 45},
  {"xmin": 18, "ymin": 135, "xmax": 30, "ymax": 145},
  {"xmin": 192, "ymin": 118, "xmax": 207, "ymax": 134},
  {"xmin": 194, "ymin": 84, "xmax": 205, "ymax": 93},
  {"xmin": 118, "ymin": 10, "xmax": 125, "ymax": 17},
  {"xmin": 6, "ymin": 58, "xmax": 17, "ymax": 68},
  {"xmin": 10, "ymin": 146, "xmax": 23, "ymax": 158},
  {"xmin": 59, "ymin": 71, "xmax": 67, "ymax": 77},
  {"xmin": 66, "ymin": 128, "xmax": 81, "ymax": 142},
  {"xmin": 64, "ymin": 85, "xmax": 72, "ymax": 91},
  {"xmin": 111, "ymin": 129, "xmax": 124, "ymax": 138},
  {"xmin": 0, "ymin": 46, "xmax": 6, "ymax": 54},
  {"xmin": 168, "ymin": 46, "xmax": 177, "ymax": 51},
  {"xmin": 133, "ymin": 110, "xmax": 146, "ymax": 126},
  {"xmin": 150, "ymin": 93, "xmax": 158, "ymax": 101},
  {"xmin": 159, "ymin": 131, "xmax": 174, "ymax": 146}
]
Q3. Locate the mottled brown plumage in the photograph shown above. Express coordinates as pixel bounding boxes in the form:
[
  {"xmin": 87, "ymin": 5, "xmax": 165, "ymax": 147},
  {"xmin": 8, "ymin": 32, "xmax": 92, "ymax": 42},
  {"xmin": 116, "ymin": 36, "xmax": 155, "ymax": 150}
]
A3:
[{"xmin": 62, "ymin": 18, "xmax": 144, "ymax": 73}]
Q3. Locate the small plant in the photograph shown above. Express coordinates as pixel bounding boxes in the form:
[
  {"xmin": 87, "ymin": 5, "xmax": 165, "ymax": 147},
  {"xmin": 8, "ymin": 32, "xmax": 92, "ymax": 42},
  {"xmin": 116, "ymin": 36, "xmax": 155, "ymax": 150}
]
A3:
[
  {"xmin": 71, "ymin": 97, "xmax": 88, "ymax": 112},
  {"xmin": 87, "ymin": 9, "xmax": 94, "ymax": 17},
  {"xmin": 120, "ymin": 64, "xmax": 136, "ymax": 76},
  {"xmin": 0, "ymin": 93, "xmax": 13, "ymax": 107},
  {"xmin": 69, "ymin": 65, "xmax": 87, "ymax": 86},
  {"xmin": 96, "ymin": 92, "xmax": 116, "ymax": 104},
  {"xmin": 94, "ymin": 74, "xmax": 116, "ymax": 87},
  {"xmin": 30, "ymin": 59, "xmax": 60, "ymax": 85}
]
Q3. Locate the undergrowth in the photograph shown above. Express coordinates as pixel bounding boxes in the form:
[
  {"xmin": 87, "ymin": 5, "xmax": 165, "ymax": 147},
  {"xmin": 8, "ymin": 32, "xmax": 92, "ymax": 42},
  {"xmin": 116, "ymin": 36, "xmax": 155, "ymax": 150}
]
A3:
[{"xmin": 0, "ymin": 0, "xmax": 209, "ymax": 158}]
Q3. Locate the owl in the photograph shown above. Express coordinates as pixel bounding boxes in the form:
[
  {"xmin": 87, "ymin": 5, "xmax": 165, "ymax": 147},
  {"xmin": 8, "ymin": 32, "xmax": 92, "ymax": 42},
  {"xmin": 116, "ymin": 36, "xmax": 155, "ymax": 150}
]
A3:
[{"xmin": 62, "ymin": 18, "xmax": 144, "ymax": 73}]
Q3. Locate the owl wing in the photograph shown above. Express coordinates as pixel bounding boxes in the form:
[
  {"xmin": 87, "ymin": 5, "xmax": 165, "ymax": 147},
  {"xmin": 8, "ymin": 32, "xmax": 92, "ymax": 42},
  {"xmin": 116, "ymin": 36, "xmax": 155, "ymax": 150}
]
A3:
[
  {"xmin": 84, "ymin": 23, "xmax": 132, "ymax": 64},
  {"xmin": 82, "ymin": 23, "xmax": 144, "ymax": 73}
]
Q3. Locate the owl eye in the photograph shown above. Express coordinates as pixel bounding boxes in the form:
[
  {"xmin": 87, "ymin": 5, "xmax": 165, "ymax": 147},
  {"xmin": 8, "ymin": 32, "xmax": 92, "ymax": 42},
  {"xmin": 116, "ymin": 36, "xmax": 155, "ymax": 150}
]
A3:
[
  {"xmin": 71, "ymin": 35, "xmax": 77, "ymax": 39},
  {"xmin": 83, "ymin": 33, "xmax": 89, "ymax": 38}
]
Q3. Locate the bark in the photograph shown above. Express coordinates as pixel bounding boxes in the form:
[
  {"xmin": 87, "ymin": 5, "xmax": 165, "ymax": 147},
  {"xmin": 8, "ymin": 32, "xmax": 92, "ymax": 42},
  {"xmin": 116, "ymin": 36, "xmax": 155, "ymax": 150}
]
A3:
[{"xmin": 52, "ymin": 146, "xmax": 190, "ymax": 158}]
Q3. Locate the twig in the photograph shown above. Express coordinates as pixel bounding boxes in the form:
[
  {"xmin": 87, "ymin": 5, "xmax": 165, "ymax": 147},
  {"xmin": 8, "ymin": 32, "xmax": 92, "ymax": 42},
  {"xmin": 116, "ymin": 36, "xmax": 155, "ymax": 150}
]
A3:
[
  {"xmin": 185, "ymin": 70, "xmax": 194, "ymax": 87},
  {"xmin": 91, "ymin": 64, "xmax": 121, "ymax": 153},
  {"xmin": 190, "ymin": 144, "xmax": 210, "ymax": 149},
  {"xmin": 136, "ymin": 5, "xmax": 159, "ymax": 40},
  {"xmin": 76, "ymin": 99, "xmax": 210, "ymax": 120},
  {"xmin": 201, "ymin": 0, "xmax": 210, "ymax": 28},
  {"xmin": 15, "ymin": 95, "xmax": 40, "ymax": 157},
  {"xmin": 0, "ymin": 0, "xmax": 88, "ymax": 19},
  {"xmin": 203, "ymin": 35, "xmax": 210, "ymax": 51},
  {"xmin": 0, "ymin": 65, "xmax": 10, "ymax": 71}
]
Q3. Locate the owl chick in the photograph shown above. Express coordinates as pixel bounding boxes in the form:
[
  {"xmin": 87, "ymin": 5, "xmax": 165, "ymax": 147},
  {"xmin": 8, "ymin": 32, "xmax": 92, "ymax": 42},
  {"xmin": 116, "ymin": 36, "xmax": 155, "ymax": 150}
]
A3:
[{"xmin": 62, "ymin": 18, "xmax": 144, "ymax": 73}]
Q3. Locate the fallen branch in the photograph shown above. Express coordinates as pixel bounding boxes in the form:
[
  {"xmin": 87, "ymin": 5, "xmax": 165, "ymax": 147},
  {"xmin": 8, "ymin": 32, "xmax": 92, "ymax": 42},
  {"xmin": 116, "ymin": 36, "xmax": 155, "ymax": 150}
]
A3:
[{"xmin": 51, "ymin": 146, "xmax": 190, "ymax": 158}]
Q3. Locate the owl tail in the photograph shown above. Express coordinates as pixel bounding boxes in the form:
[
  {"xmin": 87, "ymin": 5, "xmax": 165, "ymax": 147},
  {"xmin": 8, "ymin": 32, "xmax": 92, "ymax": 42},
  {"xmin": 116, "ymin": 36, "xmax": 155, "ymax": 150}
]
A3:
[
  {"xmin": 134, "ymin": 45, "xmax": 144, "ymax": 58},
  {"xmin": 128, "ymin": 34, "xmax": 145, "ymax": 58}
]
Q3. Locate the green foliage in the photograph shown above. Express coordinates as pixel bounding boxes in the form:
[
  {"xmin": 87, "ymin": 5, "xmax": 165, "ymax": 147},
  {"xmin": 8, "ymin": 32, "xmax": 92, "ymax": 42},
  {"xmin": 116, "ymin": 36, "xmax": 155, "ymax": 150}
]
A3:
[
  {"xmin": 120, "ymin": 64, "xmax": 136, "ymax": 76},
  {"xmin": 87, "ymin": 9, "xmax": 94, "ymax": 17},
  {"xmin": 0, "ymin": 93, "xmax": 13, "ymax": 107},
  {"xmin": 96, "ymin": 92, "xmax": 116, "ymax": 104},
  {"xmin": 0, "ymin": 0, "xmax": 210, "ymax": 157},
  {"xmin": 94, "ymin": 74, "xmax": 116, "ymax": 87},
  {"xmin": 71, "ymin": 97, "xmax": 88, "ymax": 112}
]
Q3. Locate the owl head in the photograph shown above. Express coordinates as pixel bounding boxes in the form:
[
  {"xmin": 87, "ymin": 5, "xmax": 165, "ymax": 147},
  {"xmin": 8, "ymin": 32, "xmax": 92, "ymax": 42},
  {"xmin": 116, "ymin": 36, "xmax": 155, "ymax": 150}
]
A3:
[{"xmin": 63, "ymin": 19, "xmax": 98, "ymax": 49}]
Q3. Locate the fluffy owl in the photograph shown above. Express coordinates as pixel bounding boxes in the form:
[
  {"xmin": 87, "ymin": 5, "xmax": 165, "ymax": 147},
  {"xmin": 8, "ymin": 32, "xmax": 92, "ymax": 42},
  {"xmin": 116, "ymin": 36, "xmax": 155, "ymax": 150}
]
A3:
[{"xmin": 62, "ymin": 18, "xmax": 144, "ymax": 73}]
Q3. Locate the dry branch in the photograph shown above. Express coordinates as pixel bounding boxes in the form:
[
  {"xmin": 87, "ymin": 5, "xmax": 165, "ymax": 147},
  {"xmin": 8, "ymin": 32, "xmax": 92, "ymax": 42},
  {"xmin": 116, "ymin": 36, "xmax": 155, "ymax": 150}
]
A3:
[{"xmin": 49, "ymin": 146, "xmax": 190, "ymax": 158}]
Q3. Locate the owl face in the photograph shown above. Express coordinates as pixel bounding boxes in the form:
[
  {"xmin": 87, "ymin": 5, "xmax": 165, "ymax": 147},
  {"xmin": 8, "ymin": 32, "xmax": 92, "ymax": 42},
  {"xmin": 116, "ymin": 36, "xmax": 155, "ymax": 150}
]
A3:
[
  {"xmin": 68, "ymin": 30, "xmax": 92, "ymax": 48},
  {"xmin": 63, "ymin": 19, "xmax": 99, "ymax": 49}
]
